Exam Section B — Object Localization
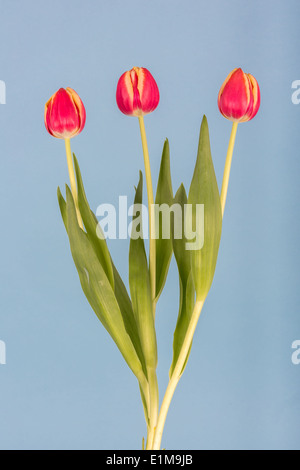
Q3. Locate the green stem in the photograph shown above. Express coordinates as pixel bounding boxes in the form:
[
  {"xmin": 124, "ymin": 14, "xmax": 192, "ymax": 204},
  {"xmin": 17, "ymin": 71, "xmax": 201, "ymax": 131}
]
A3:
[
  {"xmin": 145, "ymin": 366, "xmax": 159, "ymax": 450},
  {"xmin": 138, "ymin": 116, "xmax": 156, "ymax": 307},
  {"xmin": 137, "ymin": 116, "xmax": 159, "ymax": 449},
  {"xmin": 152, "ymin": 299, "xmax": 205, "ymax": 450},
  {"xmin": 64, "ymin": 138, "xmax": 84, "ymax": 229},
  {"xmin": 149, "ymin": 122, "xmax": 238, "ymax": 449},
  {"xmin": 220, "ymin": 122, "xmax": 238, "ymax": 217}
]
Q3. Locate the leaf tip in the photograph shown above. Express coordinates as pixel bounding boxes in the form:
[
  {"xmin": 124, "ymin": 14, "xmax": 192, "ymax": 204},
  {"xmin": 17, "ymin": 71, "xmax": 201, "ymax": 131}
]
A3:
[
  {"xmin": 201, "ymin": 114, "xmax": 208, "ymax": 129},
  {"xmin": 65, "ymin": 184, "xmax": 72, "ymax": 202},
  {"xmin": 73, "ymin": 153, "xmax": 79, "ymax": 169}
]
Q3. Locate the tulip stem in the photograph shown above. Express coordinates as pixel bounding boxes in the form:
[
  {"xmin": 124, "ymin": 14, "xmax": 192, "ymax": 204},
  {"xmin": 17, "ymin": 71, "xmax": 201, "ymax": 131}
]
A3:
[
  {"xmin": 64, "ymin": 138, "xmax": 84, "ymax": 229},
  {"xmin": 138, "ymin": 116, "xmax": 159, "ymax": 449},
  {"xmin": 138, "ymin": 116, "xmax": 156, "ymax": 307},
  {"xmin": 145, "ymin": 366, "xmax": 159, "ymax": 450},
  {"xmin": 220, "ymin": 122, "xmax": 238, "ymax": 217},
  {"xmin": 152, "ymin": 299, "xmax": 205, "ymax": 450}
]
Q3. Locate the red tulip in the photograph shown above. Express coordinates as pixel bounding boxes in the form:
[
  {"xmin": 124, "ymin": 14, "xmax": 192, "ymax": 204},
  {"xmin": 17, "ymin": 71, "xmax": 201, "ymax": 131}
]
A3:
[
  {"xmin": 116, "ymin": 67, "xmax": 160, "ymax": 117},
  {"xmin": 218, "ymin": 68, "xmax": 260, "ymax": 122},
  {"xmin": 45, "ymin": 87, "xmax": 86, "ymax": 138}
]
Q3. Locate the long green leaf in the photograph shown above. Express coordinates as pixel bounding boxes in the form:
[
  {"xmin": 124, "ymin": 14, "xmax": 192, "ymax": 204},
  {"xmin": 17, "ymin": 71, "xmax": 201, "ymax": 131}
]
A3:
[
  {"xmin": 112, "ymin": 263, "xmax": 147, "ymax": 377},
  {"xmin": 73, "ymin": 154, "xmax": 115, "ymax": 289},
  {"xmin": 169, "ymin": 184, "xmax": 195, "ymax": 377},
  {"xmin": 57, "ymin": 187, "xmax": 67, "ymax": 230},
  {"xmin": 187, "ymin": 116, "xmax": 222, "ymax": 300},
  {"xmin": 129, "ymin": 172, "xmax": 157, "ymax": 370},
  {"xmin": 155, "ymin": 139, "xmax": 173, "ymax": 302},
  {"xmin": 65, "ymin": 185, "xmax": 145, "ymax": 380},
  {"xmin": 73, "ymin": 156, "xmax": 147, "ymax": 375},
  {"xmin": 58, "ymin": 184, "xmax": 149, "ymax": 419}
]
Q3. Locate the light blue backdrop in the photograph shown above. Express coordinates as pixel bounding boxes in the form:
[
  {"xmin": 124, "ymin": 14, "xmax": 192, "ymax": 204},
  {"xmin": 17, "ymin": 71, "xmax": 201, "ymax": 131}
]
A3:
[{"xmin": 0, "ymin": 0, "xmax": 299, "ymax": 450}]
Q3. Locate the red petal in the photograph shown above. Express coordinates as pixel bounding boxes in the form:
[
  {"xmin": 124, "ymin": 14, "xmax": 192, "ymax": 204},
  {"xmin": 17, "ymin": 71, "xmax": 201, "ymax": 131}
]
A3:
[
  {"xmin": 139, "ymin": 68, "xmax": 160, "ymax": 114},
  {"xmin": 67, "ymin": 87, "xmax": 86, "ymax": 133},
  {"xmin": 246, "ymin": 74, "xmax": 260, "ymax": 121},
  {"xmin": 218, "ymin": 68, "xmax": 252, "ymax": 122},
  {"xmin": 116, "ymin": 67, "xmax": 159, "ymax": 117},
  {"xmin": 116, "ymin": 71, "xmax": 135, "ymax": 116}
]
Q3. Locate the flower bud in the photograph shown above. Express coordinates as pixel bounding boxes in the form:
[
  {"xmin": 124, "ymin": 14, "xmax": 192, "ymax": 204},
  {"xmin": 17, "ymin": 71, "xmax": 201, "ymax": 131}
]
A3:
[
  {"xmin": 218, "ymin": 68, "xmax": 260, "ymax": 122},
  {"xmin": 45, "ymin": 87, "xmax": 86, "ymax": 139},
  {"xmin": 116, "ymin": 67, "xmax": 159, "ymax": 117}
]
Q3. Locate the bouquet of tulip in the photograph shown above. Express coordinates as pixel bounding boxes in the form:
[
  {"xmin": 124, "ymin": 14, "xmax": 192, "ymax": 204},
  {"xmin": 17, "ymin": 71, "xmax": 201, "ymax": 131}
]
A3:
[{"xmin": 45, "ymin": 67, "xmax": 260, "ymax": 450}]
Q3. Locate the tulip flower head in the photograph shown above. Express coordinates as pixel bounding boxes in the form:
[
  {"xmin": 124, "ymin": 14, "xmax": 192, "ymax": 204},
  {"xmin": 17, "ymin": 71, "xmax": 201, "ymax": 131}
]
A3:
[
  {"xmin": 45, "ymin": 87, "xmax": 86, "ymax": 139},
  {"xmin": 116, "ymin": 67, "xmax": 160, "ymax": 117},
  {"xmin": 218, "ymin": 68, "xmax": 260, "ymax": 122}
]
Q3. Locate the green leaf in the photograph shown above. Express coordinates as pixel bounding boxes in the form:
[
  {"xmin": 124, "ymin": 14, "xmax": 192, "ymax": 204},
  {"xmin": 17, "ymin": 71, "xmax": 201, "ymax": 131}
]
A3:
[
  {"xmin": 72, "ymin": 155, "xmax": 147, "ymax": 374},
  {"xmin": 112, "ymin": 263, "xmax": 147, "ymax": 377},
  {"xmin": 139, "ymin": 383, "xmax": 150, "ymax": 427},
  {"xmin": 58, "ymin": 158, "xmax": 148, "ymax": 379},
  {"xmin": 169, "ymin": 184, "xmax": 195, "ymax": 377},
  {"xmin": 129, "ymin": 172, "xmax": 157, "ymax": 370},
  {"xmin": 171, "ymin": 185, "xmax": 191, "ymax": 285},
  {"xmin": 73, "ymin": 154, "xmax": 115, "ymax": 289},
  {"xmin": 187, "ymin": 115, "xmax": 222, "ymax": 300},
  {"xmin": 155, "ymin": 139, "xmax": 173, "ymax": 302},
  {"xmin": 65, "ymin": 185, "xmax": 145, "ymax": 381},
  {"xmin": 58, "ymin": 181, "xmax": 149, "ymax": 419},
  {"xmin": 57, "ymin": 187, "xmax": 67, "ymax": 231}
]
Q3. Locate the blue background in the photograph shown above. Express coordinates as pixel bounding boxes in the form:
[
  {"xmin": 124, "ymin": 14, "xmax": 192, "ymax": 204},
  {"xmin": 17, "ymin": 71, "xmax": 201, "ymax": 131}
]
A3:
[{"xmin": 0, "ymin": 0, "xmax": 299, "ymax": 450}]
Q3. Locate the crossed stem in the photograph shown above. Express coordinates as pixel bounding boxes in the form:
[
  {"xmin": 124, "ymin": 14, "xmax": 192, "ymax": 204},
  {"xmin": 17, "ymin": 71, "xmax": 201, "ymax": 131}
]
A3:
[{"xmin": 151, "ymin": 121, "xmax": 238, "ymax": 450}]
